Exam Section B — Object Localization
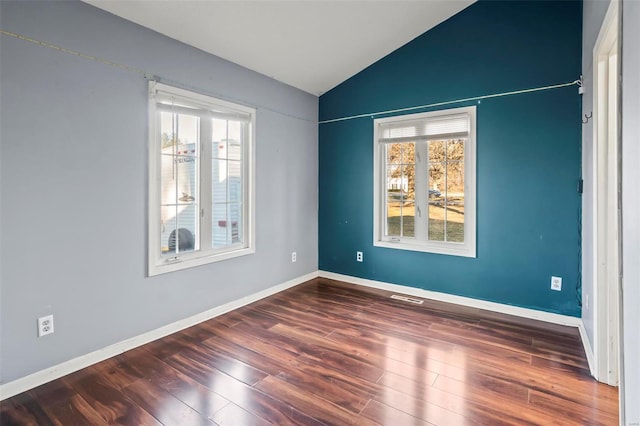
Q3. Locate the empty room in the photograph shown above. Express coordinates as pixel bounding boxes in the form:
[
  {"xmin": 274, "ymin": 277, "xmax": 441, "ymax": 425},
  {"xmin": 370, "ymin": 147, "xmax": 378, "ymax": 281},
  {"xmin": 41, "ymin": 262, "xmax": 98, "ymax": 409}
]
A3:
[{"xmin": 1, "ymin": 0, "xmax": 639, "ymax": 424}]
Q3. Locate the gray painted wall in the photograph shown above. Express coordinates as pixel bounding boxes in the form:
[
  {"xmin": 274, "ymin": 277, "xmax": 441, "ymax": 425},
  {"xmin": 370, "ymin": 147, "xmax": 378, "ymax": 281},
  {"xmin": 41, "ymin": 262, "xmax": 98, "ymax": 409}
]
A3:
[
  {"xmin": 0, "ymin": 1, "xmax": 318, "ymax": 385},
  {"xmin": 621, "ymin": 1, "xmax": 640, "ymax": 423},
  {"xmin": 581, "ymin": 0, "xmax": 610, "ymax": 355}
]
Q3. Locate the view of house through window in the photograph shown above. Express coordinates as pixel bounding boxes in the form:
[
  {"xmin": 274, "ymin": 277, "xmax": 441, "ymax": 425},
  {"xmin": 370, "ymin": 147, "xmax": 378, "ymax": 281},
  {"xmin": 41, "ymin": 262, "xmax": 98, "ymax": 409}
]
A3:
[
  {"xmin": 374, "ymin": 106, "xmax": 476, "ymax": 258},
  {"xmin": 160, "ymin": 111, "xmax": 200, "ymax": 255},
  {"xmin": 149, "ymin": 82, "xmax": 255, "ymax": 275}
]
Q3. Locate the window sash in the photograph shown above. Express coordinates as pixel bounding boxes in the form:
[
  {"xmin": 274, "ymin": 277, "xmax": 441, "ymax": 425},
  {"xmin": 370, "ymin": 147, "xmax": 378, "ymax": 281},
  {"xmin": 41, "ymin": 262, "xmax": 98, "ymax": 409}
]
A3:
[
  {"xmin": 157, "ymin": 114, "xmax": 249, "ymax": 257},
  {"xmin": 380, "ymin": 139, "xmax": 467, "ymax": 243}
]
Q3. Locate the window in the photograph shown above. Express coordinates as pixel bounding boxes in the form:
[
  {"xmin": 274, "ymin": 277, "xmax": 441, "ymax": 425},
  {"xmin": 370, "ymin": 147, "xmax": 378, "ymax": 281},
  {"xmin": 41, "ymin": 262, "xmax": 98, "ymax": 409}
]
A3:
[
  {"xmin": 373, "ymin": 106, "xmax": 476, "ymax": 257},
  {"xmin": 148, "ymin": 82, "xmax": 255, "ymax": 275}
]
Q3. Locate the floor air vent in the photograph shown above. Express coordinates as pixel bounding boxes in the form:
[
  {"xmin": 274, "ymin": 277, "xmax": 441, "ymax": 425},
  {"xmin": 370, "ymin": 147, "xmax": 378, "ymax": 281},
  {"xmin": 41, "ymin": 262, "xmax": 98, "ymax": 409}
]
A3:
[{"xmin": 390, "ymin": 294, "xmax": 424, "ymax": 305}]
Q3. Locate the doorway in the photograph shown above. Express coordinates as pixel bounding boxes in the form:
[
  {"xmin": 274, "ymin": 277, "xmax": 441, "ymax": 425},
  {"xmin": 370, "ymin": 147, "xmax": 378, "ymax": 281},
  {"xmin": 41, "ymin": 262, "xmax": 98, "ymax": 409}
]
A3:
[{"xmin": 592, "ymin": 0, "xmax": 621, "ymax": 387}]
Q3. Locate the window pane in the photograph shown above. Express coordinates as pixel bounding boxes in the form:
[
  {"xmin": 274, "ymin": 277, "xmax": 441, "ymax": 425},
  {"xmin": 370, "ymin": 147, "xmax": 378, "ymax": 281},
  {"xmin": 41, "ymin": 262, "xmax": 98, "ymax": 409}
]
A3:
[
  {"xmin": 447, "ymin": 139, "xmax": 465, "ymax": 162},
  {"xmin": 213, "ymin": 139, "xmax": 227, "ymax": 160},
  {"xmin": 386, "ymin": 201, "xmax": 415, "ymax": 238},
  {"xmin": 387, "ymin": 165, "xmax": 402, "ymax": 197},
  {"xmin": 160, "ymin": 154, "xmax": 176, "ymax": 206},
  {"xmin": 212, "ymin": 118, "xmax": 228, "ymax": 160},
  {"xmin": 175, "ymin": 204, "xmax": 198, "ymax": 253},
  {"xmin": 212, "ymin": 159, "xmax": 228, "ymax": 204},
  {"xmin": 176, "ymin": 150, "xmax": 197, "ymax": 204},
  {"xmin": 212, "ymin": 203, "xmax": 228, "ymax": 248},
  {"xmin": 161, "ymin": 204, "xmax": 198, "ymax": 255},
  {"xmin": 428, "ymin": 140, "xmax": 447, "ymax": 241},
  {"xmin": 428, "ymin": 163, "xmax": 445, "ymax": 200},
  {"xmin": 446, "ymin": 160, "xmax": 465, "ymax": 242},
  {"xmin": 446, "ymin": 200, "xmax": 465, "ymax": 242},
  {"xmin": 401, "ymin": 202, "xmax": 415, "ymax": 237},
  {"xmin": 227, "ymin": 138, "xmax": 242, "ymax": 161},
  {"xmin": 160, "ymin": 155, "xmax": 198, "ymax": 205},
  {"xmin": 211, "ymin": 121, "xmax": 244, "ymax": 249},
  {"xmin": 386, "ymin": 201, "xmax": 402, "ymax": 237},
  {"xmin": 160, "ymin": 151, "xmax": 197, "ymax": 209},
  {"xmin": 428, "ymin": 201, "xmax": 445, "ymax": 241},
  {"xmin": 386, "ymin": 142, "xmax": 415, "ymax": 164},
  {"xmin": 212, "ymin": 120, "xmax": 242, "ymax": 159},
  {"xmin": 160, "ymin": 112, "xmax": 176, "ymax": 149},
  {"xmin": 228, "ymin": 160, "xmax": 242, "ymax": 204},
  {"xmin": 160, "ymin": 112, "xmax": 198, "ymax": 206},
  {"xmin": 429, "ymin": 140, "xmax": 445, "ymax": 163},
  {"xmin": 212, "ymin": 203, "xmax": 242, "ymax": 247},
  {"xmin": 386, "ymin": 143, "xmax": 401, "ymax": 165},
  {"xmin": 161, "ymin": 205, "xmax": 177, "ymax": 254},
  {"xmin": 159, "ymin": 112, "xmax": 198, "ymax": 255},
  {"xmin": 227, "ymin": 121, "xmax": 241, "ymax": 144},
  {"xmin": 177, "ymin": 114, "xmax": 199, "ymax": 145},
  {"xmin": 386, "ymin": 142, "xmax": 415, "ymax": 202},
  {"xmin": 446, "ymin": 160, "xmax": 464, "ymax": 195},
  {"xmin": 402, "ymin": 142, "xmax": 415, "ymax": 164},
  {"xmin": 403, "ymin": 164, "xmax": 415, "ymax": 201},
  {"xmin": 229, "ymin": 203, "xmax": 242, "ymax": 243}
]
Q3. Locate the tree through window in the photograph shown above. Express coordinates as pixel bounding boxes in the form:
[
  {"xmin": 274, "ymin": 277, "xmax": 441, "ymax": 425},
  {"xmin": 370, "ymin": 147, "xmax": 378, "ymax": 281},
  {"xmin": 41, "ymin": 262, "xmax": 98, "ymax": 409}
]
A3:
[{"xmin": 374, "ymin": 106, "xmax": 476, "ymax": 258}]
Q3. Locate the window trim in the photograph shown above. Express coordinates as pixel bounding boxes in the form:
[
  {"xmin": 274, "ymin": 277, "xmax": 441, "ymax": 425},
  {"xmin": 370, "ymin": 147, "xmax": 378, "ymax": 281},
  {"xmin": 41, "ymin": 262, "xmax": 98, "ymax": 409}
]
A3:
[
  {"xmin": 148, "ymin": 82, "xmax": 256, "ymax": 276},
  {"xmin": 373, "ymin": 106, "xmax": 476, "ymax": 258}
]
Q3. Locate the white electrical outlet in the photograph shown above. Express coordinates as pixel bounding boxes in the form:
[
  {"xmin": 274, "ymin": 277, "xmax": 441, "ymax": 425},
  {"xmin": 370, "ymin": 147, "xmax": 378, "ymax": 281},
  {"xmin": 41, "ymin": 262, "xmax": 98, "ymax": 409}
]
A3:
[
  {"xmin": 38, "ymin": 315, "xmax": 54, "ymax": 337},
  {"xmin": 291, "ymin": 252, "xmax": 297, "ymax": 262},
  {"xmin": 356, "ymin": 251, "xmax": 363, "ymax": 262},
  {"xmin": 551, "ymin": 276, "xmax": 562, "ymax": 291}
]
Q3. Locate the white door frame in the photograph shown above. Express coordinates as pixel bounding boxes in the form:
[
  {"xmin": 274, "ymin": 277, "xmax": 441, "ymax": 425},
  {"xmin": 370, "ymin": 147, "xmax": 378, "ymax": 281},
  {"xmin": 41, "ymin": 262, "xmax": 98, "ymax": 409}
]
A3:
[{"xmin": 591, "ymin": 0, "xmax": 621, "ymax": 387}]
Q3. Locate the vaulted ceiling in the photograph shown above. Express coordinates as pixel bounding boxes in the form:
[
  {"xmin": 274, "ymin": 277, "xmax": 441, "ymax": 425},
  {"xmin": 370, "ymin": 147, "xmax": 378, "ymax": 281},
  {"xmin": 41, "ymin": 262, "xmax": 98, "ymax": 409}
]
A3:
[{"xmin": 84, "ymin": 1, "xmax": 475, "ymax": 96}]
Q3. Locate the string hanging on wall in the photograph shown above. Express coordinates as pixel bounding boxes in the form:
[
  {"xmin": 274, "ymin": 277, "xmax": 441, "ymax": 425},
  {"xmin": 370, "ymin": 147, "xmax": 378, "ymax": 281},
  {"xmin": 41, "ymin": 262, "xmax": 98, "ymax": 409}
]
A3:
[
  {"xmin": 1, "ymin": 27, "xmax": 584, "ymax": 128},
  {"xmin": 319, "ymin": 79, "xmax": 583, "ymax": 124},
  {"xmin": 0, "ymin": 28, "xmax": 316, "ymax": 124}
]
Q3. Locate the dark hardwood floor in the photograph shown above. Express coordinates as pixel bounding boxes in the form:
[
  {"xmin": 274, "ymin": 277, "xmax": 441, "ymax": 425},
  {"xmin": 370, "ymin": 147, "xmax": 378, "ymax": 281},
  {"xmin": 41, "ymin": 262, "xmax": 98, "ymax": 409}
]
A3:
[{"xmin": 1, "ymin": 278, "xmax": 618, "ymax": 425}]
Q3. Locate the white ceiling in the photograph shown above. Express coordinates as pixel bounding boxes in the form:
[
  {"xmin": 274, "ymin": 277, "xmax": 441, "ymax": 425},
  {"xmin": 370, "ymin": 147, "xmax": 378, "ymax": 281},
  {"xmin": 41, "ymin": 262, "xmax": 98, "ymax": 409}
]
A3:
[{"xmin": 84, "ymin": 0, "xmax": 475, "ymax": 96}]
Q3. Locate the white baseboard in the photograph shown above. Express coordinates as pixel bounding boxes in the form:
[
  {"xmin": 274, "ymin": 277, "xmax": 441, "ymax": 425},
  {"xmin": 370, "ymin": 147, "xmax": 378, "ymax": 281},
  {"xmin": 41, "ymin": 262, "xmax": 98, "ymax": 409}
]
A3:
[
  {"xmin": 2, "ymin": 270, "xmax": 589, "ymax": 401},
  {"xmin": 326, "ymin": 270, "xmax": 596, "ymax": 378},
  {"xmin": 319, "ymin": 270, "xmax": 583, "ymax": 328},
  {"xmin": 0, "ymin": 271, "xmax": 318, "ymax": 401},
  {"xmin": 577, "ymin": 320, "xmax": 596, "ymax": 377}
]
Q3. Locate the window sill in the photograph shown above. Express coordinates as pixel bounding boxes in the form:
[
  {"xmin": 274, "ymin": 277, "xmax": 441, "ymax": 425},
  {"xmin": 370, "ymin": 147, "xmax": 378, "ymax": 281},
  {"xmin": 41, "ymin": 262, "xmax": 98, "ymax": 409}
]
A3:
[
  {"xmin": 374, "ymin": 239, "xmax": 476, "ymax": 258},
  {"xmin": 148, "ymin": 246, "xmax": 255, "ymax": 276}
]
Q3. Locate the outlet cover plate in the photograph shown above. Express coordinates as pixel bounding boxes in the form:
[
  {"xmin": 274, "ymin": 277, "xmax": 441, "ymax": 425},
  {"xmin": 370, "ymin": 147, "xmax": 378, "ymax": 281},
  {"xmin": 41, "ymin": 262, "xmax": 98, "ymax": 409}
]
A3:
[
  {"xmin": 38, "ymin": 315, "xmax": 54, "ymax": 337},
  {"xmin": 551, "ymin": 276, "xmax": 562, "ymax": 291}
]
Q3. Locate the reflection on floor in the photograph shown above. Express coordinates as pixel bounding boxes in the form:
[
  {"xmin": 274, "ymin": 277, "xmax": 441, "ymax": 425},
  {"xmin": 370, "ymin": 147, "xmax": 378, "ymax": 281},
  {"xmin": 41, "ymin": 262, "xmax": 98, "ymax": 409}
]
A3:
[{"xmin": 0, "ymin": 278, "xmax": 618, "ymax": 425}]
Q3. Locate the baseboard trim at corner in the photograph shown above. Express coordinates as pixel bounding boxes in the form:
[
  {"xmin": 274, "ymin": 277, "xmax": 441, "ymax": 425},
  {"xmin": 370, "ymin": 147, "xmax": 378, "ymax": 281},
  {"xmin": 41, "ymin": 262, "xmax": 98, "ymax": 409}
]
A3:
[
  {"xmin": 319, "ymin": 270, "xmax": 583, "ymax": 328},
  {"xmin": 0, "ymin": 271, "xmax": 319, "ymax": 401},
  {"xmin": 577, "ymin": 320, "xmax": 596, "ymax": 378}
]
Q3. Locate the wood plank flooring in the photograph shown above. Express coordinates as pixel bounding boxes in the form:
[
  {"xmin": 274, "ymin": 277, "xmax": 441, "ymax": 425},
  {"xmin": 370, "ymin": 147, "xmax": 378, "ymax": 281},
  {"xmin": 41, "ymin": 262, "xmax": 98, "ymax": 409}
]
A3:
[{"xmin": 1, "ymin": 278, "xmax": 618, "ymax": 425}]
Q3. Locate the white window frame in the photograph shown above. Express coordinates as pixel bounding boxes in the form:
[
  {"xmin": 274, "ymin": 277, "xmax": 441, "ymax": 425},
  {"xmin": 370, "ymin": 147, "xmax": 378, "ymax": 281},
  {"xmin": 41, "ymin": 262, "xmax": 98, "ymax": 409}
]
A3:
[
  {"xmin": 148, "ymin": 82, "xmax": 256, "ymax": 276},
  {"xmin": 373, "ymin": 106, "xmax": 476, "ymax": 258}
]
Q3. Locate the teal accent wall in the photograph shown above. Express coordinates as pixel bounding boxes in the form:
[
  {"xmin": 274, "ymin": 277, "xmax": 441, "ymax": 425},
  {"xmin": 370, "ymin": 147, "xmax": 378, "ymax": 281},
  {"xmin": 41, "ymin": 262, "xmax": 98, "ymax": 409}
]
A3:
[{"xmin": 318, "ymin": 0, "xmax": 583, "ymax": 316}]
